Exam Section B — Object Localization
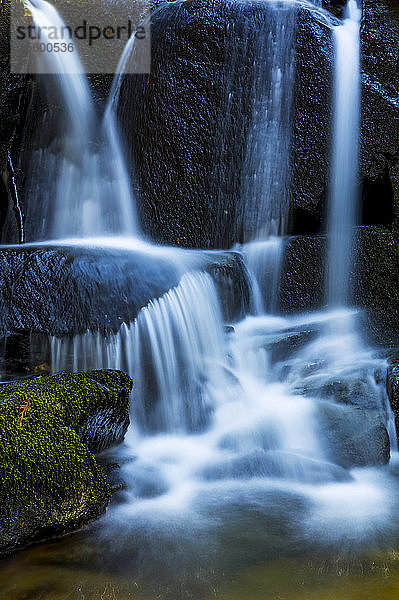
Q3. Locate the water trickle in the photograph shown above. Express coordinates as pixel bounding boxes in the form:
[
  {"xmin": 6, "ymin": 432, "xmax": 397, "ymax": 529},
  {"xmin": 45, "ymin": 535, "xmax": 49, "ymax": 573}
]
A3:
[
  {"xmin": 238, "ymin": 1, "xmax": 297, "ymax": 242},
  {"xmin": 327, "ymin": 0, "xmax": 361, "ymax": 307},
  {"xmin": 23, "ymin": 0, "xmax": 137, "ymax": 240},
  {"xmin": 242, "ymin": 238, "xmax": 284, "ymax": 314}
]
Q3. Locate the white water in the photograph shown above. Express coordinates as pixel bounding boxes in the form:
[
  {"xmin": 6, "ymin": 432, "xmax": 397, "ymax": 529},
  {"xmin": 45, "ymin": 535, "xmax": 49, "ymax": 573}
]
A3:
[
  {"xmin": 239, "ymin": 1, "xmax": 296, "ymax": 241},
  {"xmin": 20, "ymin": 0, "xmax": 399, "ymax": 573},
  {"xmin": 51, "ymin": 271, "xmax": 399, "ymax": 553},
  {"xmin": 242, "ymin": 238, "xmax": 284, "ymax": 314},
  {"xmin": 328, "ymin": 0, "xmax": 361, "ymax": 307},
  {"xmin": 23, "ymin": 0, "xmax": 136, "ymax": 240}
]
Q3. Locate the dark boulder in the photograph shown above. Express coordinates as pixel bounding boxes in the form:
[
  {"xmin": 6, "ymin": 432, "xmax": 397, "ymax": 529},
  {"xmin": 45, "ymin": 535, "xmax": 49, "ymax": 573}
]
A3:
[
  {"xmin": 361, "ymin": 0, "xmax": 399, "ymax": 232},
  {"xmin": 386, "ymin": 355, "xmax": 399, "ymax": 434},
  {"xmin": 292, "ymin": 4, "xmax": 333, "ymax": 235},
  {"xmin": 0, "ymin": 244, "xmax": 251, "ymax": 372},
  {"xmin": 115, "ymin": 0, "xmax": 399, "ymax": 245},
  {"xmin": 0, "ymin": 368, "xmax": 133, "ymax": 557}
]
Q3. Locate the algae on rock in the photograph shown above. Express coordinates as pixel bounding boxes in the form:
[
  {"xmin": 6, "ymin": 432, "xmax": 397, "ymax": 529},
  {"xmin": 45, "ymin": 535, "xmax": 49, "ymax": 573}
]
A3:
[{"xmin": 0, "ymin": 369, "xmax": 133, "ymax": 557}]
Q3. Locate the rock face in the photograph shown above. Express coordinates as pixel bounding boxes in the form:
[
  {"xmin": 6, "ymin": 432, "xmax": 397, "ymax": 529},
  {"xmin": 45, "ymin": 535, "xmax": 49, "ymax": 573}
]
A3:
[
  {"xmin": 115, "ymin": 0, "xmax": 398, "ymax": 246},
  {"xmin": 0, "ymin": 244, "xmax": 250, "ymax": 336},
  {"xmin": 0, "ymin": 368, "xmax": 133, "ymax": 557},
  {"xmin": 279, "ymin": 226, "xmax": 399, "ymax": 346},
  {"xmin": 361, "ymin": 0, "xmax": 399, "ymax": 232},
  {"xmin": 0, "ymin": 1, "xmax": 29, "ymax": 244}
]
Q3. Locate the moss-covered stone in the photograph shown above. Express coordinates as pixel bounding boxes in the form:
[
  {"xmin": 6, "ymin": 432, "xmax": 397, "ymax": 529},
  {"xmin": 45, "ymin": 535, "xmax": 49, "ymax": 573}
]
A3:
[{"xmin": 0, "ymin": 369, "xmax": 133, "ymax": 557}]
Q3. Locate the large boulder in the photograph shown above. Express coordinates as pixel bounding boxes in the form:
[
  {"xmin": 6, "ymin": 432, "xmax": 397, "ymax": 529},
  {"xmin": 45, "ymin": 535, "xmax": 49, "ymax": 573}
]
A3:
[
  {"xmin": 115, "ymin": 0, "xmax": 398, "ymax": 245},
  {"xmin": 0, "ymin": 368, "xmax": 133, "ymax": 557},
  {"xmin": 118, "ymin": 0, "xmax": 336, "ymax": 246},
  {"xmin": 0, "ymin": 244, "xmax": 250, "ymax": 336},
  {"xmin": 0, "ymin": 244, "xmax": 251, "ymax": 374}
]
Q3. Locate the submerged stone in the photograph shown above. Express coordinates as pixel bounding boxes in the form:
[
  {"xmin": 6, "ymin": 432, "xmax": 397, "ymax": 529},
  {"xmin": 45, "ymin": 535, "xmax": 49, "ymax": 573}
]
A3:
[{"xmin": 318, "ymin": 401, "xmax": 390, "ymax": 468}]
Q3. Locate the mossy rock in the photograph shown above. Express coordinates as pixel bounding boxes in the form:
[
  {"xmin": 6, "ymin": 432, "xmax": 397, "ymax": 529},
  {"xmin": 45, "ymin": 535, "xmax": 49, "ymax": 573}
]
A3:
[
  {"xmin": 0, "ymin": 369, "xmax": 133, "ymax": 557},
  {"xmin": 0, "ymin": 369, "xmax": 133, "ymax": 453}
]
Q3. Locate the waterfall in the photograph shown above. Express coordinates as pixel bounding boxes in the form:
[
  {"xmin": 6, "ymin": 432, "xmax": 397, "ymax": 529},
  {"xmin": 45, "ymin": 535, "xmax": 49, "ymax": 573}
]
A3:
[
  {"xmin": 239, "ymin": 1, "xmax": 296, "ymax": 242},
  {"xmin": 13, "ymin": 0, "xmax": 399, "ymax": 568},
  {"xmin": 243, "ymin": 238, "xmax": 284, "ymax": 314},
  {"xmin": 22, "ymin": 0, "xmax": 137, "ymax": 240},
  {"xmin": 327, "ymin": 0, "xmax": 361, "ymax": 307}
]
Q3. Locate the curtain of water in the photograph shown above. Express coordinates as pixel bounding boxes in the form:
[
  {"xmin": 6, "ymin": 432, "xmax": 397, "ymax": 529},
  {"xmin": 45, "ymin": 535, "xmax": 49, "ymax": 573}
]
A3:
[{"xmin": 238, "ymin": 2, "xmax": 297, "ymax": 242}]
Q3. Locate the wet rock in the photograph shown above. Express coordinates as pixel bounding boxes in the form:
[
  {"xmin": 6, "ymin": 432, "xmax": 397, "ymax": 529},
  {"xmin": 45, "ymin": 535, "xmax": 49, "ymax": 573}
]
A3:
[
  {"xmin": 322, "ymin": 0, "xmax": 347, "ymax": 19},
  {"xmin": 267, "ymin": 329, "xmax": 317, "ymax": 363},
  {"xmin": 0, "ymin": 245, "xmax": 248, "ymax": 342},
  {"xmin": 292, "ymin": 4, "xmax": 334, "ymax": 234},
  {"xmin": 280, "ymin": 226, "xmax": 399, "ymax": 346},
  {"xmin": 0, "ymin": 369, "xmax": 133, "ymax": 453},
  {"xmin": 291, "ymin": 368, "xmax": 386, "ymax": 411},
  {"xmin": 0, "ymin": 2, "xmax": 30, "ymax": 244},
  {"xmin": 205, "ymin": 251, "xmax": 251, "ymax": 322},
  {"xmin": 0, "ymin": 368, "xmax": 132, "ymax": 557},
  {"xmin": 318, "ymin": 401, "xmax": 390, "ymax": 468},
  {"xmin": 201, "ymin": 449, "xmax": 352, "ymax": 484},
  {"xmin": 361, "ymin": 0, "xmax": 399, "ymax": 233},
  {"xmin": 386, "ymin": 355, "xmax": 399, "ymax": 433}
]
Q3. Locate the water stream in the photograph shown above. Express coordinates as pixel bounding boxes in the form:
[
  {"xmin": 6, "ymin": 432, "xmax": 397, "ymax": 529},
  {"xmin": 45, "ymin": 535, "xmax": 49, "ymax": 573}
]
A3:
[{"xmin": 23, "ymin": 0, "xmax": 137, "ymax": 240}]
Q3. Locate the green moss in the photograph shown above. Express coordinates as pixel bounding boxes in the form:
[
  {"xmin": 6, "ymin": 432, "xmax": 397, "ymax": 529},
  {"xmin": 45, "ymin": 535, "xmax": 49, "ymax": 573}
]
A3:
[
  {"xmin": 0, "ymin": 395, "xmax": 110, "ymax": 512},
  {"xmin": 0, "ymin": 369, "xmax": 132, "ymax": 429},
  {"xmin": 0, "ymin": 370, "xmax": 132, "ymax": 540}
]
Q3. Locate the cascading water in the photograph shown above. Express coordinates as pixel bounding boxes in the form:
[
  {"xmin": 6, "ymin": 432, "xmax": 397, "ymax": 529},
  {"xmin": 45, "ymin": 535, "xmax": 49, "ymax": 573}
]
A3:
[
  {"xmin": 12, "ymin": 0, "xmax": 399, "ymax": 591},
  {"xmin": 22, "ymin": 0, "xmax": 136, "ymax": 240},
  {"xmin": 328, "ymin": 0, "xmax": 361, "ymax": 307},
  {"xmin": 238, "ymin": 1, "xmax": 296, "ymax": 242},
  {"xmin": 233, "ymin": 1, "xmax": 297, "ymax": 312}
]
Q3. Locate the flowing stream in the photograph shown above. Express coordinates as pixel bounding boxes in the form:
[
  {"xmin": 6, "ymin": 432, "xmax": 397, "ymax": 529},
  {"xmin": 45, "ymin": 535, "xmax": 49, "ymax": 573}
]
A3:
[{"xmin": 6, "ymin": 0, "xmax": 399, "ymax": 597}]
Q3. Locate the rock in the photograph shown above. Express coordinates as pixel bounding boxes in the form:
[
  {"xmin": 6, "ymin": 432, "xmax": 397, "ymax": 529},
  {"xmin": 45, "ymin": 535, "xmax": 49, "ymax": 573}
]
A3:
[
  {"xmin": 318, "ymin": 401, "xmax": 390, "ymax": 468},
  {"xmin": 292, "ymin": 4, "xmax": 333, "ymax": 234},
  {"xmin": 280, "ymin": 226, "xmax": 399, "ymax": 346},
  {"xmin": 118, "ymin": 0, "xmax": 259, "ymax": 248},
  {"xmin": 0, "ymin": 368, "xmax": 133, "ymax": 557},
  {"xmin": 0, "ymin": 1, "xmax": 30, "ymax": 244},
  {"xmin": 361, "ymin": 0, "xmax": 399, "ymax": 233},
  {"xmin": 386, "ymin": 356, "xmax": 399, "ymax": 432},
  {"xmin": 115, "ymin": 0, "xmax": 399, "ymax": 245},
  {"xmin": 0, "ymin": 369, "xmax": 132, "ymax": 453},
  {"xmin": 322, "ymin": 0, "xmax": 347, "ymax": 19},
  {"xmin": 205, "ymin": 250, "xmax": 251, "ymax": 322},
  {"xmin": 0, "ymin": 245, "xmax": 249, "ymax": 345},
  {"xmin": 200, "ymin": 449, "xmax": 352, "ymax": 483}
]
